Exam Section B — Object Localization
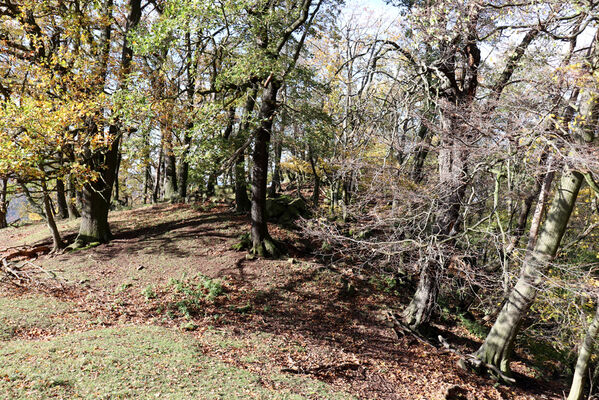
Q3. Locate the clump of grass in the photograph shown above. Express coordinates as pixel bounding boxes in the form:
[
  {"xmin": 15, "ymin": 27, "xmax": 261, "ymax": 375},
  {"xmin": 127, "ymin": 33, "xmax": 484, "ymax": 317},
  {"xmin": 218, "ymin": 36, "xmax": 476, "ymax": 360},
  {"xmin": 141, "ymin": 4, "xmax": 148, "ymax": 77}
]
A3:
[
  {"xmin": 141, "ymin": 286, "xmax": 156, "ymax": 300},
  {"xmin": 163, "ymin": 275, "xmax": 225, "ymax": 319},
  {"xmin": 457, "ymin": 313, "xmax": 489, "ymax": 339}
]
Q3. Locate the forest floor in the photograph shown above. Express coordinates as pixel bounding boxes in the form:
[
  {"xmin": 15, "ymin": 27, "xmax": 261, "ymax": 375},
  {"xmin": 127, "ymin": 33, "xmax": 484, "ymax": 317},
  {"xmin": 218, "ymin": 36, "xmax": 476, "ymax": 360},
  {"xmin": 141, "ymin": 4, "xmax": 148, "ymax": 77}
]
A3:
[{"xmin": 0, "ymin": 203, "xmax": 569, "ymax": 399}]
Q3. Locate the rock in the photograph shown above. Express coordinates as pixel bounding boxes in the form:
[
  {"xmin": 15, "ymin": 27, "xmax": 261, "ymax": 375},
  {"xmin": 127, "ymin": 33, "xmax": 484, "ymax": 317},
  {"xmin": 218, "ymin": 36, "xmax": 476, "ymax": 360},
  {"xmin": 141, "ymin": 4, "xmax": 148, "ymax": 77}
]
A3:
[
  {"xmin": 289, "ymin": 197, "xmax": 306, "ymax": 213},
  {"xmin": 266, "ymin": 195, "xmax": 309, "ymax": 224}
]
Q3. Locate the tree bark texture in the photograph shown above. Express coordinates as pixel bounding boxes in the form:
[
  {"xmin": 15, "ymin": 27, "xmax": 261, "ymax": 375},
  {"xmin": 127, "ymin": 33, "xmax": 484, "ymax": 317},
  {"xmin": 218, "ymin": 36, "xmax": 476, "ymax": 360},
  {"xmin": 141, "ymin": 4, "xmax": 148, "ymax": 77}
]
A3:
[
  {"xmin": 567, "ymin": 300, "xmax": 599, "ymax": 400},
  {"xmin": 474, "ymin": 170, "xmax": 583, "ymax": 374},
  {"xmin": 250, "ymin": 80, "xmax": 281, "ymax": 256}
]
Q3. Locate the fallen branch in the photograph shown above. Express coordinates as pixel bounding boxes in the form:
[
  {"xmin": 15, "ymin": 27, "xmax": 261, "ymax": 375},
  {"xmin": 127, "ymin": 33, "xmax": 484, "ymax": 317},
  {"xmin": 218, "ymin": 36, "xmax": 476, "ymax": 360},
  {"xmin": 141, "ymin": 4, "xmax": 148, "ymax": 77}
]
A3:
[
  {"xmin": 3, "ymin": 245, "xmax": 51, "ymax": 261},
  {"xmin": 0, "ymin": 256, "xmax": 66, "ymax": 292}
]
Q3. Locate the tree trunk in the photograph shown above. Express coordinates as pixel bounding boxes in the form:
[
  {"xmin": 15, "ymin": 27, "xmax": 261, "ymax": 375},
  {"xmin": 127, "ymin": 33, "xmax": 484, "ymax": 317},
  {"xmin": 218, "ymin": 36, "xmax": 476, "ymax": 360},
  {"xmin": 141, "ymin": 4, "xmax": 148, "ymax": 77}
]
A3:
[
  {"xmin": 568, "ymin": 299, "xmax": 599, "ymax": 400},
  {"xmin": 55, "ymin": 178, "xmax": 69, "ymax": 220},
  {"xmin": 410, "ymin": 124, "xmax": 430, "ymax": 183},
  {"xmin": 234, "ymin": 89, "xmax": 257, "ymax": 213},
  {"xmin": 401, "ymin": 259, "xmax": 440, "ymax": 329},
  {"xmin": 402, "ymin": 113, "xmax": 468, "ymax": 329},
  {"xmin": 143, "ymin": 130, "xmax": 151, "ymax": 204},
  {"xmin": 474, "ymin": 169, "xmax": 583, "ymax": 375},
  {"xmin": 76, "ymin": 0, "xmax": 141, "ymax": 245},
  {"xmin": 250, "ymin": 80, "xmax": 281, "ymax": 256},
  {"xmin": 179, "ymin": 30, "xmax": 195, "ymax": 201},
  {"xmin": 42, "ymin": 180, "xmax": 64, "ymax": 251},
  {"xmin": 113, "ymin": 147, "xmax": 122, "ymax": 204},
  {"xmin": 206, "ymin": 173, "xmax": 216, "ymax": 197},
  {"xmin": 308, "ymin": 146, "xmax": 320, "ymax": 206},
  {"xmin": 269, "ymin": 135, "xmax": 283, "ymax": 198},
  {"xmin": 235, "ymin": 155, "xmax": 251, "ymax": 212},
  {"xmin": 178, "ymin": 128, "xmax": 191, "ymax": 200},
  {"xmin": 153, "ymin": 143, "xmax": 163, "ymax": 203},
  {"xmin": 163, "ymin": 125, "xmax": 178, "ymax": 201},
  {"xmin": 76, "ymin": 127, "xmax": 120, "ymax": 244},
  {"xmin": 0, "ymin": 177, "xmax": 7, "ymax": 228},
  {"xmin": 66, "ymin": 175, "xmax": 80, "ymax": 219}
]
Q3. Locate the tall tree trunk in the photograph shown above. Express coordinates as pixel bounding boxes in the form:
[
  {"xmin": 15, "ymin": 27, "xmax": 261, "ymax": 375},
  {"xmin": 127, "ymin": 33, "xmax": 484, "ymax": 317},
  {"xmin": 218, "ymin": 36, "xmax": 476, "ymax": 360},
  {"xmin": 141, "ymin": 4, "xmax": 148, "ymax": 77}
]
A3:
[
  {"xmin": 235, "ymin": 155, "xmax": 251, "ymax": 212},
  {"xmin": 235, "ymin": 89, "xmax": 257, "ymax": 213},
  {"xmin": 0, "ymin": 178, "xmax": 7, "ymax": 228},
  {"xmin": 66, "ymin": 175, "xmax": 80, "ymax": 219},
  {"xmin": 153, "ymin": 143, "xmax": 163, "ymax": 203},
  {"xmin": 410, "ymin": 124, "xmax": 430, "ymax": 183},
  {"xmin": 42, "ymin": 180, "xmax": 64, "ymax": 251},
  {"xmin": 568, "ymin": 299, "xmax": 599, "ymax": 400},
  {"xmin": 163, "ymin": 126, "xmax": 178, "ymax": 201},
  {"xmin": 402, "ymin": 111, "xmax": 468, "ymax": 329},
  {"xmin": 113, "ymin": 147, "xmax": 122, "ymax": 203},
  {"xmin": 77, "ymin": 126, "xmax": 120, "ymax": 244},
  {"xmin": 143, "ymin": 129, "xmax": 151, "ymax": 204},
  {"xmin": 179, "ymin": 30, "xmax": 195, "ymax": 200},
  {"xmin": 76, "ymin": 0, "xmax": 141, "ymax": 245},
  {"xmin": 268, "ymin": 133, "xmax": 283, "ymax": 198},
  {"xmin": 55, "ymin": 178, "xmax": 69, "ymax": 220},
  {"xmin": 206, "ymin": 173, "xmax": 216, "ymax": 197},
  {"xmin": 308, "ymin": 146, "xmax": 320, "ymax": 206},
  {"xmin": 162, "ymin": 118, "xmax": 178, "ymax": 201},
  {"xmin": 178, "ymin": 127, "xmax": 192, "ymax": 200},
  {"xmin": 474, "ymin": 169, "xmax": 583, "ymax": 375},
  {"xmin": 250, "ymin": 80, "xmax": 281, "ymax": 256}
]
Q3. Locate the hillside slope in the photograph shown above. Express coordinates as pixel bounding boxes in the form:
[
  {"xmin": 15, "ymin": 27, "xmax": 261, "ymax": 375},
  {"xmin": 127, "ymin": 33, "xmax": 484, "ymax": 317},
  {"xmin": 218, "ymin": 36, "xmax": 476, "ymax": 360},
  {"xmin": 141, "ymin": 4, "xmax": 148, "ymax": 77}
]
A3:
[{"xmin": 0, "ymin": 204, "xmax": 565, "ymax": 399}]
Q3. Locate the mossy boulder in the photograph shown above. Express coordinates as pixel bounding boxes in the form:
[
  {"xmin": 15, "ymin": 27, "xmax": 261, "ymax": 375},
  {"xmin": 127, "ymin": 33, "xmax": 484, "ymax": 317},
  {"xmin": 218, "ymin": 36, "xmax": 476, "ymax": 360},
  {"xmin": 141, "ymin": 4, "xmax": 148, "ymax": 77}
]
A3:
[{"xmin": 265, "ymin": 196, "xmax": 309, "ymax": 225}]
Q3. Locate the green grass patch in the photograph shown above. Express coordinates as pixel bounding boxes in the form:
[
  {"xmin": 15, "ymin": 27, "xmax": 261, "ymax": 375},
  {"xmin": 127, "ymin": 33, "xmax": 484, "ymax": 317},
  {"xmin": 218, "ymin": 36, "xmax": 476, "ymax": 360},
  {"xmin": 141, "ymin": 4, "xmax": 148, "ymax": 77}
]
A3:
[
  {"xmin": 0, "ymin": 325, "xmax": 355, "ymax": 399},
  {"xmin": 0, "ymin": 295, "xmax": 73, "ymax": 340}
]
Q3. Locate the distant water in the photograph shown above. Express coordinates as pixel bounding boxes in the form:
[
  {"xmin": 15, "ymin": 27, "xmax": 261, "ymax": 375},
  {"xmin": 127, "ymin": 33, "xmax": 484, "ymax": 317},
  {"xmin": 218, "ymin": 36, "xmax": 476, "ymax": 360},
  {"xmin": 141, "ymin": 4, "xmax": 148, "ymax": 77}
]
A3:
[{"xmin": 6, "ymin": 195, "xmax": 27, "ymax": 223}]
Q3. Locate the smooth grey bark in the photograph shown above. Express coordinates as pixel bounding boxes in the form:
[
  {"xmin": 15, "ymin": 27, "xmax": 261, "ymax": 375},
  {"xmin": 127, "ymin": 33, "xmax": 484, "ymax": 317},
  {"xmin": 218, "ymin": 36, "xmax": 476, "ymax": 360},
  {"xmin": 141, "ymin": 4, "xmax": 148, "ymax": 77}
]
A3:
[
  {"xmin": 474, "ymin": 169, "xmax": 584, "ymax": 375},
  {"xmin": 568, "ymin": 300, "xmax": 599, "ymax": 400},
  {"xmin": 475, "ymin": 27, "xmax": 598, "ymax": 374}
]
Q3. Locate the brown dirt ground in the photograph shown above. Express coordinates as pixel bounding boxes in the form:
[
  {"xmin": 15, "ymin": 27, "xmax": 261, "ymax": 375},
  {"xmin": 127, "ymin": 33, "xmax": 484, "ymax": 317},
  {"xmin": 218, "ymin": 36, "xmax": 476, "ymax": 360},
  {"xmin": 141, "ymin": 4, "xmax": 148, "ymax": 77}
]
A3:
[{"xmin": 0, "ymin": 203, "xmax": 568, "ymax": 400}]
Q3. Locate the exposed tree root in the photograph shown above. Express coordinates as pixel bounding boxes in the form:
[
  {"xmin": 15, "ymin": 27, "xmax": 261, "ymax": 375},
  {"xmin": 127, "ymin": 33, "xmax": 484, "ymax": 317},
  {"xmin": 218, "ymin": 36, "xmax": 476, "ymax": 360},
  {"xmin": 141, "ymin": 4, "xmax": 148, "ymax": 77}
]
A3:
[{"xmin": 438, "ymin": 335, "xmax": 516, "ymax": 384}]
